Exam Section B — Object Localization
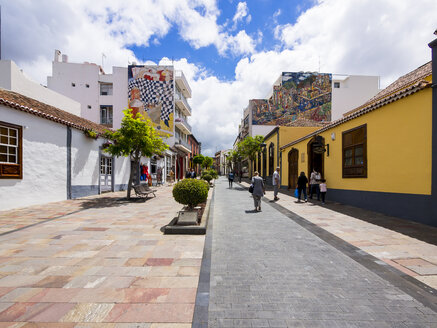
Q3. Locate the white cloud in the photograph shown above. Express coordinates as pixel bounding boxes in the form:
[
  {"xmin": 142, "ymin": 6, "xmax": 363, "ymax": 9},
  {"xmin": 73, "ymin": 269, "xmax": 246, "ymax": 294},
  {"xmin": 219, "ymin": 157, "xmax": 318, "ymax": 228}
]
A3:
[
  {"xmin": 274, "ymin": 0, "xmax": 437, "ymax": 86},
  {"xmin": 1, "ymin": 0, "xmax": 436, "ymax": 156},
  {"xmin": 233, "ymin": 2, "xmax": 249, "ymax": 25}
]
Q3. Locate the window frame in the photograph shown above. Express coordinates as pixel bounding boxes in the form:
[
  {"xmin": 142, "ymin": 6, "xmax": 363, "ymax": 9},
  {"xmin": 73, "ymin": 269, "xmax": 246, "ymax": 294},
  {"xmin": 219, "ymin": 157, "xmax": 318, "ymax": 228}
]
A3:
[
  {"xmin": 342, "ymin": 124, "xmax": 367, "ymax": 178},
  {"xmin": 0, "ymin": 121, "xmax": 23, "ymax": 179},
  {"xmin": 100, "ymin": 83, "xmax": 113, "ymax": 96},
  {"xmin": 100, "ymin": 105, "xmax": 113, "ymax": 126}
]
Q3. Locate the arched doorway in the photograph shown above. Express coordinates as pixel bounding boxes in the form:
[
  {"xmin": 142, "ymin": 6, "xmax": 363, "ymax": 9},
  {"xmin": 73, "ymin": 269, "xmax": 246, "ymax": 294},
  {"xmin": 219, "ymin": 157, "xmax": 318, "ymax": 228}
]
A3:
[
  {"xmin": 288, "ymin": 148, "xmax": 298, "ymax": 189},
  {"xmin": 307, "ymin": 136, "xmax": 325, "ymax": 178}
]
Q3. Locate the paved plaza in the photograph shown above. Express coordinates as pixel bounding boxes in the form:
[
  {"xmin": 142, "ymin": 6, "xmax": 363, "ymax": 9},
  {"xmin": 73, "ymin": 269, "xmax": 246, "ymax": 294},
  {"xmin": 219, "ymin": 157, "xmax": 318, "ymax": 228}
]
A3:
[
  {"xmin": 0, "ymin": 178, "xmax": 436, "ymax": 327},
  {"xmin": 205, "ymin": 178, "xmax": 437, "ymax": 327}
]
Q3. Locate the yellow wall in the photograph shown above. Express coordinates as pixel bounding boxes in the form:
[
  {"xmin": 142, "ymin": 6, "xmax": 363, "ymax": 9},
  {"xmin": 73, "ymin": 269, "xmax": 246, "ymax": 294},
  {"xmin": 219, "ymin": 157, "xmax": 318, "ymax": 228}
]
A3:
[{"xmin": 281, "ymin": 88, "xmax": 432, "ymax": 194}]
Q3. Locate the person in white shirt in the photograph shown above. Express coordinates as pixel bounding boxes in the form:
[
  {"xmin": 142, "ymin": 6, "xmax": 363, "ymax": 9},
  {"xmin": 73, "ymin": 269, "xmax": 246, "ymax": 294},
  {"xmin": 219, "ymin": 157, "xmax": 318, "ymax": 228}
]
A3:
[
  {"xmin": 319, "ymin": 179, "xmax": 327, "ymax": 204},
  {"xmin": 273, "ymin": 167, "xmax": 280, "ymax": 201}
]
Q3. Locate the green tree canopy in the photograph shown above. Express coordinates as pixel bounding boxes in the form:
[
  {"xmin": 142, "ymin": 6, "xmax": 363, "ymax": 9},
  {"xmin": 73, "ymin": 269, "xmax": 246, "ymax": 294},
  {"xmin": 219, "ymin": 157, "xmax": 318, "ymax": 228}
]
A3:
[
  {"xmin": 103, "ymin": 109, "xmax": 168, "ymax": 199},
  {"xmin": 202, "ymin": 156, "xmax": 213, "ymax": 169},
  {"xmin": 239, "ymin": 135, "xmax": 264, "ymax": 177},
  {"xmin": 193, "ymin": 154, "xmax": 205, "ymax": 165}
]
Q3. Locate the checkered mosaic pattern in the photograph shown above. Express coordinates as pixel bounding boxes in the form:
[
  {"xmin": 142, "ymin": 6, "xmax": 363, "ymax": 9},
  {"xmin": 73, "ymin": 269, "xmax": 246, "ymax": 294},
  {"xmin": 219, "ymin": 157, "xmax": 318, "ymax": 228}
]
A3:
[{"xmin": 128, "ymin": 78, "xmax": 174, "ymax": 123}]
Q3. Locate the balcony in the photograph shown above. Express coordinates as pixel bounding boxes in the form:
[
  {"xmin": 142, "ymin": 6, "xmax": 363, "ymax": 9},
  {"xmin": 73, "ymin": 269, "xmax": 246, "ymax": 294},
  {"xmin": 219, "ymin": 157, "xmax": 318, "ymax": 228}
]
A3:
[
  {"xmin": 175, "ymin": 138, "xmax": 191, "ymax": 153},
  {"xmin": 175, "ymin": 70, "xmax": 191, "ymax": 98},
  {"xmin": 175, "ymin": 89, "xmax": 192, "ymax": 116},
  {"xmin": 175, "ymin": 116, "xmax": 192, "ymax": 135}
]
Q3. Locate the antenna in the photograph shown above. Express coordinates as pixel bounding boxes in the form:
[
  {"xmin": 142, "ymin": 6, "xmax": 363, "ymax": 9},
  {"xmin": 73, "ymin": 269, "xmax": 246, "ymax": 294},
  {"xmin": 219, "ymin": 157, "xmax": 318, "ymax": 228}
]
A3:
[{"xmin": 102, "ymin": 53, "xmax": 106, "ymax": 68}]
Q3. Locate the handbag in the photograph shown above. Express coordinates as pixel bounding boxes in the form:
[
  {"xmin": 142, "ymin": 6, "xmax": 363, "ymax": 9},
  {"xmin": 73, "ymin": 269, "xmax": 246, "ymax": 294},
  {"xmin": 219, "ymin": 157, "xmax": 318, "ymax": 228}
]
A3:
[
  {"xmin": 249, "ymin": 184, "xmax": 254, "ymax": 193},
  {"xmin": 294, "ymin": 188, "xmax": 299, "ymax": 198}
]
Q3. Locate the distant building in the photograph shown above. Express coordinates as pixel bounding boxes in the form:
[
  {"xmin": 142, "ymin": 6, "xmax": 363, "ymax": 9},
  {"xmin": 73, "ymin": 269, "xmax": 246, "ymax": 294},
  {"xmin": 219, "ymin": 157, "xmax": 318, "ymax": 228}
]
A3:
[
  {"xmin": 188, "ymin": 134, "xmax": 201, "ymax": 175},
  {"xmin": 47, "ymin": 51, "xmax": 195, "ymax": 183},
  {"xmin": 237, "ymin": 73, "xmax": 380, "ymax": 140}
]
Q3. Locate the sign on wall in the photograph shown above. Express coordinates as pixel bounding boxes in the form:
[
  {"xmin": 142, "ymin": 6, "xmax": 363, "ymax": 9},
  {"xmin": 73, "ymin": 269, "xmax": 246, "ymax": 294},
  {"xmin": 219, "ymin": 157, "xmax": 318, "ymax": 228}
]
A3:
[
  {"xmin": 128, "ymin": 65, "xmax": 174, "ymax": 136},
  {"xmin": 252, "ymin": 72, "xmax": 332, "ymax": 125}
]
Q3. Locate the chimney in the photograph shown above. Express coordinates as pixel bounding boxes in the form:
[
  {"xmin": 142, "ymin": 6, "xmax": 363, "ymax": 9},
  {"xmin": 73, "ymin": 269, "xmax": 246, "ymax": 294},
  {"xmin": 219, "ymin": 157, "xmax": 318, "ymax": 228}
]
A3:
[
  {"xmin": 54, "ymin": 50, "xmax": 61, "ymax": 62},
  {"xmin": 62, "ymin": 54, "xmax": 68, "ymax": 63}
]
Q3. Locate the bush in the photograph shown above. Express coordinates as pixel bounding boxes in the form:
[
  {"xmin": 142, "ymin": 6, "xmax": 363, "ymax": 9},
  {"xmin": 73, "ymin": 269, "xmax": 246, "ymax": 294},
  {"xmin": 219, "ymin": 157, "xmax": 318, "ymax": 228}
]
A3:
[
  {"xmin": 207, "ymin": 169, "xmax": 218, "ymax": 179},
  {"xmin": 172, "ymin": 179, "xmax": 208, "ymax": 209},
  {"xmin": 202, "ymin": 174, "xmax": 212, "ymax": 183}
]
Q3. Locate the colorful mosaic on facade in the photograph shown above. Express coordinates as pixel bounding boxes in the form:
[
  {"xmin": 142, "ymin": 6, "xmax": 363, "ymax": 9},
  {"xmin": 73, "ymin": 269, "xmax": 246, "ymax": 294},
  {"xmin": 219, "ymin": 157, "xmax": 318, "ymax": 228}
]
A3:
[
  {"xmin": 128, "ymin": 65, "xmax": 174, "ymax": 135},
  {"xmin": 252, "ymin": 72, "xmax": 332, "ymax": 125}
]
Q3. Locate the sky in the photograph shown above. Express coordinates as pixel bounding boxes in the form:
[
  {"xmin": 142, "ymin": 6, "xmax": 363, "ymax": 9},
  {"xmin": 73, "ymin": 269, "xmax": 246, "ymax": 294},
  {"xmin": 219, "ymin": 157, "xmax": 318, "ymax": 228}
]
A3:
[{"xmin": 1, "ymin": 0, "xmax": 436, "ymax": 156}]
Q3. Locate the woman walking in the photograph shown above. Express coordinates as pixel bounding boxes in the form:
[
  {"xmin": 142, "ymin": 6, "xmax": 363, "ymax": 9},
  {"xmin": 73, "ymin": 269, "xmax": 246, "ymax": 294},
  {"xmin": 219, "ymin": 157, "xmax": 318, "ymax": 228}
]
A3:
[
  {"xmin": 252, "ymin": 171, "xmax": 265, "ymax": 212},
  {"xmin": 297, "ymin": 171, "xmax": 308, "ymax": 202}
]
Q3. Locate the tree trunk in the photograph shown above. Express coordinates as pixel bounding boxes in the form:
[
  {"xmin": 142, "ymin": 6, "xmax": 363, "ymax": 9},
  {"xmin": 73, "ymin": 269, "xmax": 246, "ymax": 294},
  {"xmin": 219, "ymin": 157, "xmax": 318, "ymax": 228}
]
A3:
[{"xmin": 127, "ymin": 160, "xmax": 134, "ymax": 200}]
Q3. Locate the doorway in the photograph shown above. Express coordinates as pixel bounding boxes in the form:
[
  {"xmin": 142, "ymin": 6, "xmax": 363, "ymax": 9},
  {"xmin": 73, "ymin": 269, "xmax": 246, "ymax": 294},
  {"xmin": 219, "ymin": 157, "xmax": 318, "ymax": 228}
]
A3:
[
  {"xmin": 100, "ymin": 155, "xmax": 113, "ymax": 192},
  {"xmin": 288, "ymin": 148, "xmax": 298, "ymax": 189},
  {"xmin": 307, "ymin": 136, "xmax": 325, "ymax": 178}
]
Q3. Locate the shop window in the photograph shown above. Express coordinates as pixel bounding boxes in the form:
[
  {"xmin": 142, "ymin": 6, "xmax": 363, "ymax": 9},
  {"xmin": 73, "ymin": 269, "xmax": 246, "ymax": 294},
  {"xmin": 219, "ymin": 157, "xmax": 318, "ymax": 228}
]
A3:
[
  {"xmin": 342, "ymin": 124, "xmax": 367, "ymax": 178},
  {"xmin": 0, "ymin": 122, "xmax": 22, "ymax": 179},
  {"xmin": 334, "ymin": 82, "xmax": 340, "ymax": 88}
]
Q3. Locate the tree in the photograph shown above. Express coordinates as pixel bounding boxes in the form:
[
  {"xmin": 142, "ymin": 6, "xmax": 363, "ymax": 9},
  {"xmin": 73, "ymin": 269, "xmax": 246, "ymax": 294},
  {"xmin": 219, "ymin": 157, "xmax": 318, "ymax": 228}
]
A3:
[
  {"xmin": 202, "ymin": 156, "xmax": 213, "ymax": 169},
  {"xmin": 228, "ymin": 146, "xmax": 244, "ymax": 182},
  {"xmin": 193, "ymin": 154, "xmax": 204, "ymax": 173},
  {"xmin": 239, "ymin": 135, "xmax": 264, "ymax": 178},
  {"xmin": 103, "ymin": 109, "xmax": 169, "ymax": 199}
]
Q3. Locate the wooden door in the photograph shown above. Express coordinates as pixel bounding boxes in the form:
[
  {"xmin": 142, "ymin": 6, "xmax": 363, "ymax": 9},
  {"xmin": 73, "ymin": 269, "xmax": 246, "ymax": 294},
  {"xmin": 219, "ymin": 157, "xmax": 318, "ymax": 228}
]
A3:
[{"xmin": 288, "ymin": 149, "xmax": 298, "ymax": 189}]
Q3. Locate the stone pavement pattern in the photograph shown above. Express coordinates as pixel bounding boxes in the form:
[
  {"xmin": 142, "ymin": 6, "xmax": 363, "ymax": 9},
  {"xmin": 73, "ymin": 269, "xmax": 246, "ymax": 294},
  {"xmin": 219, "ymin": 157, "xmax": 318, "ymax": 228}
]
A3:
[
  {"xmin": 0, "ymin": 186, "xmax": 205, "ymax": 327},
  {"xmin": 247, "ymin": 182, "xmax": 437, "ymax": 291},
  {"xmin": 209, "ymin": 177, "xmax": 437, "ymax": 327}
]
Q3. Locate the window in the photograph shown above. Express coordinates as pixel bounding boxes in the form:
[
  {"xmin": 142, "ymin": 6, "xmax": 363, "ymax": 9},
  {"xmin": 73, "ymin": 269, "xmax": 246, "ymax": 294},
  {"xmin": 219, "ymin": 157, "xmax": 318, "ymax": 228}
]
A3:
[
  {"xmin": 86, "ymin": 84, "xmax": 90, "ymax": 88},
  {"xmin": 342, "ymin": 124, "xmax": 367, "ymax": 178},
  {"xmin": 71, "ymin": 82, "xmax": 76, "ymax": 87},
  {"xmin": 87, "ymin": 105, "xmax": 91, "ymax": 109},
  {"xmin": 0, "ymin": 122, "xmax": 22, "ymax": 179},
  {"xmin": 100, "ymin": 83, "xmax": 113, "ymax": 96},
  {"xmin": 334, "ymin": 82, "xmax": 340, "ymax": 88},
  {"xmin": 100, "ymin": 105, "xmax": 113, "ymax": 126}
]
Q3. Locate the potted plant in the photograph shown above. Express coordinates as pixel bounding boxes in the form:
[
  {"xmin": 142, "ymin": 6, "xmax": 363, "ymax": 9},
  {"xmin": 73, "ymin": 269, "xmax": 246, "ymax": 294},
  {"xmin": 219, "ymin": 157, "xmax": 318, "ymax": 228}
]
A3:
[{"xmin": 172, "ymin": 179, "xmax": 209, "ymax": 225}]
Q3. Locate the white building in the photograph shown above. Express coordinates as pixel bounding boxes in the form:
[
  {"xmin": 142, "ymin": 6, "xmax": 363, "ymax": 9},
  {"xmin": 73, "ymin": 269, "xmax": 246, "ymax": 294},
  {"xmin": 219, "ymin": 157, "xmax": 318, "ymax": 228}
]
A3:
[
  {"xmin": 239, "ymin": 73, "xmax": 380, "ymax": 139},
  {"xmin": 0, "ymin": 86, "xmax": 130, "ymax": 211},
  {"xmin": 47, "ymin": 51, "xmax": 193, "ymax": 183}
]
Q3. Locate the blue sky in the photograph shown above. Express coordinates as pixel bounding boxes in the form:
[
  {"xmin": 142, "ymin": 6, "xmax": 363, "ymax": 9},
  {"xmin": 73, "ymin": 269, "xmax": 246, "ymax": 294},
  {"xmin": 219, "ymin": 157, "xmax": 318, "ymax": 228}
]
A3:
[
  {"xmin": 128, "ymin": 0, "xmax": 313, "ymax": 81},
  {"xmin": 1, "ymin": 0, "xmax": 436, "ymax": 155}
]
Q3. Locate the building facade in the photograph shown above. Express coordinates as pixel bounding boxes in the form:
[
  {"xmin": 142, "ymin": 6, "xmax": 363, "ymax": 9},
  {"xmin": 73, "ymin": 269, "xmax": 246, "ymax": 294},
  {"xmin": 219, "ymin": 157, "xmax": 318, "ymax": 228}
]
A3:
[
  {"xmin": 238, "ymin": 73, "xmax": 380, "ymax": 141},
  {"xmin": 277, "ymin": 48, "xmax": 436, "ymax": 227},
  {"xmin": 47, "ymin": 51, "xmax": 194, "ymax": 184},
  {"xmin": 0, "ymin": 87, "xmax": 130, "ymax": 211}
]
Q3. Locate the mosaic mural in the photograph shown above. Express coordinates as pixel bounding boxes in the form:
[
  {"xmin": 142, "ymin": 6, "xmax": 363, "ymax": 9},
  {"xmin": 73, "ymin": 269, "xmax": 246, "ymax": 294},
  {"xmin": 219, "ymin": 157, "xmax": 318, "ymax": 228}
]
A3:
[
  {"xmin": 252, "ymin": 72, "xmax": 332, "ymax": 125},
  {"xmin": 128, "ymin": 65, "xmax": 174, "ymax": 135}
]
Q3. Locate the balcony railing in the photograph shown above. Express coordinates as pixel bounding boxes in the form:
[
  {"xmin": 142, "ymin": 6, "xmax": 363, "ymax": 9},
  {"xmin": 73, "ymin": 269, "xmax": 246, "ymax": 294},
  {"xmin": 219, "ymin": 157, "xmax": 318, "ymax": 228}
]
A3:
[
  {"xmin": 175, "ymin": 89, "xmax": 192, "ymax": 116},
  {"xmin": 175, "ymin": 70, "xmax": 192, "ymax": 98},
  {"xmin": 175, "ymin": 138, "xmax": 191, "ymax": 153},
  {"xmin": 175, "ymin": 116, "xmax": 192, "ymax": 134}
]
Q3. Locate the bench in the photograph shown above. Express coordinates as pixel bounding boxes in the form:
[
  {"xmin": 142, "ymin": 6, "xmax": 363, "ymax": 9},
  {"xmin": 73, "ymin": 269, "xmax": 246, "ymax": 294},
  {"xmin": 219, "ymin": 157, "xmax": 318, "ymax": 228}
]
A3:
[{"xmin": 133, "ymin": 184, "xmax": 157, "ymax": 199}]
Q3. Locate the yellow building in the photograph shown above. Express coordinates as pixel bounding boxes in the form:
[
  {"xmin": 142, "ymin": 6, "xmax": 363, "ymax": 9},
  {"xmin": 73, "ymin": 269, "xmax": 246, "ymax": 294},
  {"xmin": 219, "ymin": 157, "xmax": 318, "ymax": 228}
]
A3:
[{"xmin": 277, "ymin": 38, "xmax": 437, "ymax": 226}]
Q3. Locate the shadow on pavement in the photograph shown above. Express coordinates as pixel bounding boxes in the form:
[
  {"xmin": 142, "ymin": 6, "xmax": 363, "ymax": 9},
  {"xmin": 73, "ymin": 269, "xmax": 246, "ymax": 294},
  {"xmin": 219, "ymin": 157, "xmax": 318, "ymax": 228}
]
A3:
[
  {"xmin": 79, "ymin": 196, "xmax": 151, "ymax": 209},
  {"xmin": 276, "ymin": 188, "xmax": 437, "ymax": 246}
]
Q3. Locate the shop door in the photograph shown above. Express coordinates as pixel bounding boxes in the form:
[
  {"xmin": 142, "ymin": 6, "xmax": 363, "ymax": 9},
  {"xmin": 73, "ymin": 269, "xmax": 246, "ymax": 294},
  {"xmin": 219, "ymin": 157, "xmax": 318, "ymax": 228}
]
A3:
[
  {"xmin": 288, "ymin": 149, "xmax": 298, "ymax": 189},
  {"xmin": 100, "ymin": 156, "xmax": 113, "ymax": 192}
]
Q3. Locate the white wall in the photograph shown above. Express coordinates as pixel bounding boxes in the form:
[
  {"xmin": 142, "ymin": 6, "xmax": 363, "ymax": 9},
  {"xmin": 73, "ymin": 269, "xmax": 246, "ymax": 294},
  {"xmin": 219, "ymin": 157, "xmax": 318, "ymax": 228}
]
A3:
[
  {"xmin": 252, "ymin": 125, "xmax": 276, "ymax": 137},
  {"xmin": 48, "ymin": 61, "xmax": 100, "ymax": 122},
  {"xmin": 71, "ymin": 129, "xmax": 101, "ymax": 187},
  {"xmin": 0, "ymin": 106, "xmax": 67, "ymax": 210},
  {"xmin": 332, "ymin": 75, "xmax": 380, "ymax": 121},
  {"xmin": 111, "ymin": 67, "xmax": 128, "ymax": 129},
  {"xmin": 0, "ymin": 60, "xmax": 81, "ymax": 116}
]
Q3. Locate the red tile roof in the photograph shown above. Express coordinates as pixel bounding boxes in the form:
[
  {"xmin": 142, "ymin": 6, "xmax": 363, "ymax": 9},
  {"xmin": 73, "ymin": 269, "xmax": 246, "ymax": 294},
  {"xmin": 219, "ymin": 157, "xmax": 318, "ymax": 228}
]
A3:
[{"xmin": 0, "ymin": 88, "xmax": 110, "ymax": 135}]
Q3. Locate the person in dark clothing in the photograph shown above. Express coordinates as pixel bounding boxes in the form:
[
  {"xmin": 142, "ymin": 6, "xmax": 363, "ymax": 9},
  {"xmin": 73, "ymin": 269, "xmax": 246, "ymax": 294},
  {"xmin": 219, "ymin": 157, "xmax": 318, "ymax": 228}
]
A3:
[
  {"xmin": 228, "ymin": 171, "xmax": 234, "ymax": 188},
  {"xmin": 297, "ymin": 171, "xmax": 308, "ymax": 202},
  {"xmin": 190, "ymin": 168, "xmax": 196, "ymax": 179}
]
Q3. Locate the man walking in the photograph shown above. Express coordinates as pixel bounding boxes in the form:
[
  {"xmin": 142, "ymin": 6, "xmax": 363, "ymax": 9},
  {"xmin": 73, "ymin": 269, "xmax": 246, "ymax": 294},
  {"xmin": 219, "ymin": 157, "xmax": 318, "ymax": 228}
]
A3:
[{"xmin": 273, "ymin": 166, "xmax": 280, "ymax": 201}]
